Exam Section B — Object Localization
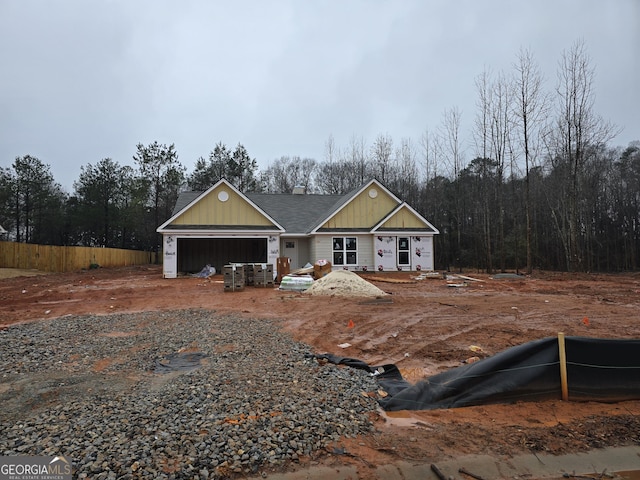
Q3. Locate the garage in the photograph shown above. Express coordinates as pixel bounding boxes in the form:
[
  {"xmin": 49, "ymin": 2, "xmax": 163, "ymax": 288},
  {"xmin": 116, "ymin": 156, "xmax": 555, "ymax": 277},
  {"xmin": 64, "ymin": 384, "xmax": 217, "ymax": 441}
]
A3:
[{"xmin": 176, "ymin": 237, "xmax": 268, "ymax": 273}]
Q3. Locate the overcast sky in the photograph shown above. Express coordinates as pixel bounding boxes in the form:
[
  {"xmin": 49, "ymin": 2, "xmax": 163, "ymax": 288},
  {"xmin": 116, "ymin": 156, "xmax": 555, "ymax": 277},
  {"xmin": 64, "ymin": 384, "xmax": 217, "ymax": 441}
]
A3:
[{"xmin": 1, "ymin": 0, "xmax": 638, "ymax": 191}]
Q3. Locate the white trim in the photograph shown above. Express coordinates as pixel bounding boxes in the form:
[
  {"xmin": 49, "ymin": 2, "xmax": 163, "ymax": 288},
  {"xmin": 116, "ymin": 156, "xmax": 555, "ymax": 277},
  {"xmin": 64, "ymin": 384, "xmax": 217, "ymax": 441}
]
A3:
[
  {"xmin": 312, "ymin": 231, "xmax": 371, "ymax": 235},
  {"xmin": 162, "ymin": 232, "xmax": 278, "ymax": 238},
  {"xmin": 397, "ymin": 236, "xmax": 411, "ymax": 266},
  {"xmin": 330, "ymin": 235, "xmax": 359, "ymax": 267},
  {"xmin": 371, "ymin": 202, "xmax": 440, "ymax": 234},
  {"xmin": 373, "ymin": 231, "xmax": 437, "ymax": 236},
  {"xmin": 280, "ymin": 233, "xmax": 311, "ymax": 238},
  {"xmin": 161, "ymin": 233, "xmax": 275, "ymax": 278},
  {"xmin": 157, "ymin": 178, "xmax": 285, "ymax": 233},
  {"xmin": 310, "ymin": 179, "xmax": 401, "ymax": 234},
  {"xmin": 160, "ymin": 229, "xmax": 282, "ymax": 236}
]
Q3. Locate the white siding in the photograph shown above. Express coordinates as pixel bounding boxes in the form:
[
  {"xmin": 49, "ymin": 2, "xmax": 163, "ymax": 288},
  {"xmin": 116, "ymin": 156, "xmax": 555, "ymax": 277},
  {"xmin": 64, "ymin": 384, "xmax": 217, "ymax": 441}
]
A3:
[
  {"xmin": 312, "ymin": 234, "xmax": 374, "ymax": 271},
  {"xmin": 357, "ymin": 235, "xmax": 374, "ymax": 270},
  {"xmin": 312, "ymin": 236, "xmax": 333, "ymax": 266},
  {"xmin": 309, "ymin": 237, "xmax": 319, "ymax": 266}
]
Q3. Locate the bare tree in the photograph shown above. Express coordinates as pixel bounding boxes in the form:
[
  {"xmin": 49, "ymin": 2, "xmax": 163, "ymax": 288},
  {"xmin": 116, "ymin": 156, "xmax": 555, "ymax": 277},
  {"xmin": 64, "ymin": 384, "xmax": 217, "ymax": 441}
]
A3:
[
  {"xmin": 512, "ymin": 47, "xmax": 550, "ymax": 274},
  {"xmin": 547, "ymin": 40, "xmax": 619, "ymax": 271},
  {"xmin": 370, "ymin": 133, "xmax": 394, "ymax": 184},
  {"xmin": 419, "ymin": 128, "xmax": 446, "ymax": 266},
  {"xmin": 439, "ymin": 107, "xmax": 465, "ymax": 270},
  {"xmin": 440, "ymin": 107, "xmax": 464, "ymax": 180},
  {"xmin": 393, "ymin": 137, "xmax": 420, "ymax": 205},
  {"xmin": 260, "ymin": 156, "xmax": 317, "ymax": 193},
  {"xmin": 315, "ymin": 134, "xmax": 345, "ymax": 194},
  {"xmin": 490, "ymin": 71, "xmax": 515, "ymax": 271},
  {"xmin": 473, "ymin": 68, "xmax": 495, "ymax": 272},
  {"xmin": 347, "ymin": 134, "xmax": 370, "ymax": 186},
  {"xmin": 419, "ymin": 127, "xmax": 442, "ymax": 184},
  {"xmin": 473, "ymin": 68, "xmax": 493, "ymax": 162}
]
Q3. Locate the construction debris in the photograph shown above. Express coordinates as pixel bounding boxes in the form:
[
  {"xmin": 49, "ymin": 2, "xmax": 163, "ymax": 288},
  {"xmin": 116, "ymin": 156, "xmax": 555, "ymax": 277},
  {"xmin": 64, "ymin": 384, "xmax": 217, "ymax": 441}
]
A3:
[
  {"xmin": 413, "ymin": 272, "xmax": 443, "ymax": 280},
  {"xmin": 279, "ymin": 274, "xmax": 314, "ymax": 292},
  {"xmin": 192, "ymin": 264, "xmax": 216, "ymax": 278},
  {"xmin": 492, "ymin": 273, "xmax": 524, "ymax": 280}
]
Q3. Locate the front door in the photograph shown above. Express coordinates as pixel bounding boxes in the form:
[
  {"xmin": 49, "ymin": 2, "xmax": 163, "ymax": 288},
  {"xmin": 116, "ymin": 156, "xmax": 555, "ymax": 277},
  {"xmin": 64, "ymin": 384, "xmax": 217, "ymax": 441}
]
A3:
[
  {"xmin": 397, "ymin": 237, "xmax": 410, "ymax": 270},
  {"xmin": 283, "ymin": 239, "xmax": 298, "ymax": 269}
]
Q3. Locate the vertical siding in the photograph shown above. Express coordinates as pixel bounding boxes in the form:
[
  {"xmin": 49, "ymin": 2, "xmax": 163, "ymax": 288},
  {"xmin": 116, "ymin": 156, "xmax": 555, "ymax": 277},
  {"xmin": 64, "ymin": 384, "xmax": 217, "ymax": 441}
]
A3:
[
  {"xmin": 321, "ymin": 188, "xmax": 397, "ymax": 229},
  {"xmin": 172, "ymin": 186, "xmax": 273, "ymax": 226},
  {"xmin": 380, "ymin": 206, "xmax": 428, "ymax": 229}
]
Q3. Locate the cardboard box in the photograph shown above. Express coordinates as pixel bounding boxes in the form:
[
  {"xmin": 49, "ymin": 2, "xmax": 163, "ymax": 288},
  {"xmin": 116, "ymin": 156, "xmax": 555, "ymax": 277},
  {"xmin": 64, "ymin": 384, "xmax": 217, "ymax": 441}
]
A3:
[
  {"xmin": 276, "ymin": 257, "xmax": 291, "ymax": 283},
  {"xmin": 313, "ymin": 261, "xmax": 332, "ymax": 279}
]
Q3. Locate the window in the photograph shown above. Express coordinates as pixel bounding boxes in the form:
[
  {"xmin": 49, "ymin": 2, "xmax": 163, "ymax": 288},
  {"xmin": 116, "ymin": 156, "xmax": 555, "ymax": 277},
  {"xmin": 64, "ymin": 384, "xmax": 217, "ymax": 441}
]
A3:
[
  {"xmin": 285, "ymin": 241, "xmax": 295, "ymax": 249},
  {"xmin": 333, "ymin": 237, "xmax": 357, "ymax": 265},
  {"xmin": 398, "ymin": 237, "xmax": 410, "ymax": 265}
]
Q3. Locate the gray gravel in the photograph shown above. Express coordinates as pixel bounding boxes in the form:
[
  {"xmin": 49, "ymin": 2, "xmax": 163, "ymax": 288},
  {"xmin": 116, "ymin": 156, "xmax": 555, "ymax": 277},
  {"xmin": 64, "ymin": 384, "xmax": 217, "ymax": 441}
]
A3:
[{"xmin": 0, "ymin": 309, "xmax": 380, "ymax": 479}]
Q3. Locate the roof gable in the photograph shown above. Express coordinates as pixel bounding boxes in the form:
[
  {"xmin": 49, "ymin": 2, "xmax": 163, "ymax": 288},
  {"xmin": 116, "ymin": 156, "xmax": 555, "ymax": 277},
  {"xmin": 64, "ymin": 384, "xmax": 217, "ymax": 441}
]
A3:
[
  {"xmin": 158, "ymin": 178, "xmax": 439, "ymax": 236},
  {"xmin": 157, "ymin": 179, "xmax": 283, "ymax": 231},
  {"xmin": 312, "ymin": 179, "xmax": 400, "ymax": 232},
  {"xmin": 372, "ymin": 203, "xmax": 440, "ymax": 233}
]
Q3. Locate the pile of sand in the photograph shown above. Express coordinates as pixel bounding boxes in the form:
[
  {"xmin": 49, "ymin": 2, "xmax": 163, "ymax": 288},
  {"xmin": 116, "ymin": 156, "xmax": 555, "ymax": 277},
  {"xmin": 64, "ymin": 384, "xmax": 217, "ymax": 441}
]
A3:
[{"xmin": 304, "ymin": 270, "xmax": 388, "ymax": 297}]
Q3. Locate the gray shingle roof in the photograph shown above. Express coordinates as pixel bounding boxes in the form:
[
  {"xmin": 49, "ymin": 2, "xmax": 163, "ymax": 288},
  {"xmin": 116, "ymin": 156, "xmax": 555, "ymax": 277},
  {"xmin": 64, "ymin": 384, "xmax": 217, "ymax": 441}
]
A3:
[
  {"xmin": 170, "ymin": 190, "xmax": 352, "ymax": 234},
  {"xmin": 246, "ymin": 193, "xmax": 348, "ymax": 234},
  {"xmin": 171, "ymin": 192, "xmax": 201, "ymax": 216}
]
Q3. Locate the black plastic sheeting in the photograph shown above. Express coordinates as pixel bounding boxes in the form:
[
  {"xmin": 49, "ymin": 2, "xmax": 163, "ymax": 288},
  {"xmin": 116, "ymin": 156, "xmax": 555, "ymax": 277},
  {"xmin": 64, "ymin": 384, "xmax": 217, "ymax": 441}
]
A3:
[{"xmin": 315, "ymin": 336, "xmax": 640, "ymax": 411}]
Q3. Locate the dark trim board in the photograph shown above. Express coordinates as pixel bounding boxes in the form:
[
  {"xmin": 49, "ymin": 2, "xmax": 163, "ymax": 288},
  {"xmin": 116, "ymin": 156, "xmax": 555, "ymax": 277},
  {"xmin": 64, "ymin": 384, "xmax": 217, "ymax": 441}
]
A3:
[{"xmin": 177, "ymin": 237, "xmax": 268, "ymax": 274}]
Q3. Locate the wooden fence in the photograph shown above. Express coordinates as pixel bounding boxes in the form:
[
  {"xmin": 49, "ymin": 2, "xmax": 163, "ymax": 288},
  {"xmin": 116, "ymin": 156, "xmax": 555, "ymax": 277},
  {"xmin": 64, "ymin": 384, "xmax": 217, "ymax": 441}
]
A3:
[{"xmin": 0, "ymin": 241, "xmax": 157, "ymax": 273}]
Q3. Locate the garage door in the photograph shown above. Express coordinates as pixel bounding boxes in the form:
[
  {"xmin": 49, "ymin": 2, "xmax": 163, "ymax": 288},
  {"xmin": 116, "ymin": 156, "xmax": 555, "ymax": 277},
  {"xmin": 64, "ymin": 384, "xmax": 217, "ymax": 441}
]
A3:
[{"xmin": 177, "ymin": 238, "xmax": 268, "ymax": 273}]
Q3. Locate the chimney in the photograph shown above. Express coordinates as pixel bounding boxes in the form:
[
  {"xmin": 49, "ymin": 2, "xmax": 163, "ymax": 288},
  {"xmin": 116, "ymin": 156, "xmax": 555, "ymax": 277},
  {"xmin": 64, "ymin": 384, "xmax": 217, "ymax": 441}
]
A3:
[{"xmin": 292, "ymin": 185, "xmax": 306, "ymax": 194}]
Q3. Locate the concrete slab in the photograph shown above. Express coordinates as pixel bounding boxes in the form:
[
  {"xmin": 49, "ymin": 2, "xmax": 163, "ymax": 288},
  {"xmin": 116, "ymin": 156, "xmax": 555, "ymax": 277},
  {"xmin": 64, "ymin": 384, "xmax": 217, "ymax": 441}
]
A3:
[
  {"xmin": 256, "ymin": 446, "xmax": 640, "ymax": 480},
  {"xmin": 419, "ymin": 445, "xmax": 640, "ymax": 479}
]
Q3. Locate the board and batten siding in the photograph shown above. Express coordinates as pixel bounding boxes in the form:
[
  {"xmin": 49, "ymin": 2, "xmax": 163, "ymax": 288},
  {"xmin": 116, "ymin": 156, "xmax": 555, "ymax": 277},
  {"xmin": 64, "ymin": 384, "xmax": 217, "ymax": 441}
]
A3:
[
  {"xmin": 172, "ymin": 185, "xmax": 273, "ymax": 227},
  {"xmin": 320, "ymin": 187, "xmax": 397, "ymax": 229},
  {"xmin": 379, "ymin": 206, "xmax": 428, "ymax": 229}
]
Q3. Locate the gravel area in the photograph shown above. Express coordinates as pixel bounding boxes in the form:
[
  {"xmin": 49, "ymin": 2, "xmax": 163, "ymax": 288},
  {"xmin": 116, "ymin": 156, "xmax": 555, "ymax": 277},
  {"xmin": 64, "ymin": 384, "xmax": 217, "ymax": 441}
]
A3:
[{"xmin": 0, "ymin": 309, "xmax": 380, "ymax": 479}]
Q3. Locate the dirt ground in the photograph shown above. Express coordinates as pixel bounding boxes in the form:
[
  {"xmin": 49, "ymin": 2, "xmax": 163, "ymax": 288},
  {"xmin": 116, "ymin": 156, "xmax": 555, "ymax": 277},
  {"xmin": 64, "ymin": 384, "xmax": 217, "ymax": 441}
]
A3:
[{"xmin": 1, "ymin": 265, "xmax": 640, "ymax": 477}]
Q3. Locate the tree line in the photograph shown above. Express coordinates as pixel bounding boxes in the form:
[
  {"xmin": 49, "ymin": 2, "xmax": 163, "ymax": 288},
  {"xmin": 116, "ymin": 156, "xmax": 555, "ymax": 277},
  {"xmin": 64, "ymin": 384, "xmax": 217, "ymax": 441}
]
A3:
[{"xmin": 1, "ymin": 40, "xmax": 638, "ymax": 272}]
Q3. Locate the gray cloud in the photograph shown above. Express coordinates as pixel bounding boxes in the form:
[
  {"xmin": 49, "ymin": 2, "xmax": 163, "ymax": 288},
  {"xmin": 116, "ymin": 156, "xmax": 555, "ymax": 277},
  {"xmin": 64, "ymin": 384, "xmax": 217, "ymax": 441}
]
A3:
[{"xmin": 1, "ymin": 0, "xmax": 638, "ymax": 191}]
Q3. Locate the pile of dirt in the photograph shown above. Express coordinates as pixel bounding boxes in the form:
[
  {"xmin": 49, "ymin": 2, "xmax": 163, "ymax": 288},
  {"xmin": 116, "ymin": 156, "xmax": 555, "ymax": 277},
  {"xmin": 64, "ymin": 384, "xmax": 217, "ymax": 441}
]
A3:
[{"xmin": 304, "ymin": 270, "xmax": 388, "ymax": 297}]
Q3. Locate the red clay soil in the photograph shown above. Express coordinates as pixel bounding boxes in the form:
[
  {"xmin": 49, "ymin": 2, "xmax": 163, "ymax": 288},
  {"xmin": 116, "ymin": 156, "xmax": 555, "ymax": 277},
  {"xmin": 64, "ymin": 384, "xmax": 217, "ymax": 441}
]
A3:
[{"xmin": 1, "ymin": 266, "xmax": 640, "ymax": 475}]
